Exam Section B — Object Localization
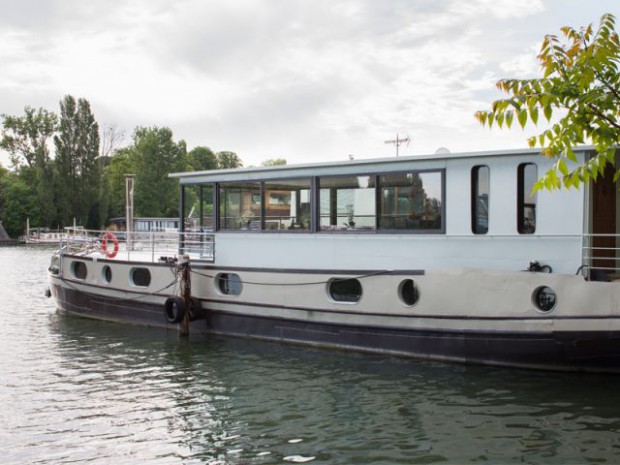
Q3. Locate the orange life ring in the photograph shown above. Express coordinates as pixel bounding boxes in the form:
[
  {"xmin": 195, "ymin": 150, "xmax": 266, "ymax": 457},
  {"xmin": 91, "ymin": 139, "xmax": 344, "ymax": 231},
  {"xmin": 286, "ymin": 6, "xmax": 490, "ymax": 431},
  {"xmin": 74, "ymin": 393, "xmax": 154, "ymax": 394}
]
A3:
[{"xmin": 101, "ymin": 232, "xmax": 119, "ymax": 259}]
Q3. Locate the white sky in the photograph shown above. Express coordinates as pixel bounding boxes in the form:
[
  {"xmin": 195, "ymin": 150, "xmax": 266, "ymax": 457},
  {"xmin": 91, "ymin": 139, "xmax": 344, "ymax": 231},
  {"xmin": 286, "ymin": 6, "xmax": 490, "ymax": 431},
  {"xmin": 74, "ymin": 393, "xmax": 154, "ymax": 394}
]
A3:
[{"xmin": 0, "ymin": 0, "xmax": 618, "ymax": 168}]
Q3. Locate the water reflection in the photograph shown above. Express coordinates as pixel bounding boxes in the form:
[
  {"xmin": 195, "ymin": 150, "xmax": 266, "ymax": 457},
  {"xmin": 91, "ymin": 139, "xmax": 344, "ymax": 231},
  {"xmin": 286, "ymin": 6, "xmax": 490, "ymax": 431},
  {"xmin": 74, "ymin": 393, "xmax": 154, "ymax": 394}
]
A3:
[
  {"xmin": 47, "ymin": 315, "xmax": 620, "ymax": 465},
  {"xmin": 2, "ymin": 247, "xmax": 620, "ymax": 464}
]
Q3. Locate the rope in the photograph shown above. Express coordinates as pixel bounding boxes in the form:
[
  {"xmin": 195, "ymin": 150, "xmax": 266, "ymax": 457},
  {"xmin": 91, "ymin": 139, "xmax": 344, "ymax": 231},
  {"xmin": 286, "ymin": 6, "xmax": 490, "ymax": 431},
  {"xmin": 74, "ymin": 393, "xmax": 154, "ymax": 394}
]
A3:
[{"xmin": 190, "ymin": 268, "xmax": 392, "ymax": 286}]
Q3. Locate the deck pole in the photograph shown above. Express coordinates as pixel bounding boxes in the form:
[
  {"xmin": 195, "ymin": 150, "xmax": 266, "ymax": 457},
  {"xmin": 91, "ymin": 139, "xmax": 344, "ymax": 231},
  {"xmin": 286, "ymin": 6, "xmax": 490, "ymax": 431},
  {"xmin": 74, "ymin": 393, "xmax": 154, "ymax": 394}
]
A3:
[{"xmin": 179, "ymin": 255, "xmax": 191, "ymax": 336}]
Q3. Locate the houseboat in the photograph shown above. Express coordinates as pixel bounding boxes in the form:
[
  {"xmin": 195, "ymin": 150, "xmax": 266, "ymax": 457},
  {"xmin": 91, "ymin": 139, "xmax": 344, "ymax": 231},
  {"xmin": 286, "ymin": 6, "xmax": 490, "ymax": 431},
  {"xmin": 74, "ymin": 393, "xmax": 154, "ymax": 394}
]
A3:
[{"xmin": 48, "ymin": 147, "xmax": 620, "ymax": 372}]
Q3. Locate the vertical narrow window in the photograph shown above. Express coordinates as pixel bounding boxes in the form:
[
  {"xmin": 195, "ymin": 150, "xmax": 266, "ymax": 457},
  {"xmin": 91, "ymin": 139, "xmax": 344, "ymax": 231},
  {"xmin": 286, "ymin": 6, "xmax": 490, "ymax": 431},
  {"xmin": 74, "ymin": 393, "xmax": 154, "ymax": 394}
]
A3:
[
  {"xmin": 471, "ymin": 166, "xmax": 489, "ymax": 234},
  {"xmin": 183, "ymin": 184, "xmax": 202, "ymax": 231},
  {"xmin": 518, "ymin": 163, "xmax": 537, "ymax": 234},
  {"xmin": 201, "ymin": 184, "xmax": 214, "ymax": 230}
]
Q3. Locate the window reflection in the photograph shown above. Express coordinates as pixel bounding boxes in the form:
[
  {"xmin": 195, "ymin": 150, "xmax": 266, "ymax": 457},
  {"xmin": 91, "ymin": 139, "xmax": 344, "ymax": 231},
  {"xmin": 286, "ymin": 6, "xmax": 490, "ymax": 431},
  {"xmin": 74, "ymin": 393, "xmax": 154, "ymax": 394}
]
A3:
[
  {"xmin": 379, "ymin": 171, "xmax": 443, "ymax": 231},
  {"xmin": 518, "ymin": 163, "xmax": 537, "ymax": 234},
  {"xmin": 472, "ymin": 166, "xmax": 489, "ymax": 234},
  {"xmin": 263, "ymin": 179, "xmax": 312, "ymax": 230},
  {"xmin": 319, "ymin": 175, "xmax": 376, "ymax": 231},
  {"xmin": 218, "ymin": 182, "xmax": 262, "ymax": 230}
]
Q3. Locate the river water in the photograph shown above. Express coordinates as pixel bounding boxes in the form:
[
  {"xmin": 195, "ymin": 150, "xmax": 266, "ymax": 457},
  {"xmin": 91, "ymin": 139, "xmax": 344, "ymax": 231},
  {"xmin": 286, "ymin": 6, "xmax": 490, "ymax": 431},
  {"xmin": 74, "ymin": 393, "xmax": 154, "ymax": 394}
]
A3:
[{"xmin": 2, "ymin": 246, "xmax": 620, "ymax": 464}]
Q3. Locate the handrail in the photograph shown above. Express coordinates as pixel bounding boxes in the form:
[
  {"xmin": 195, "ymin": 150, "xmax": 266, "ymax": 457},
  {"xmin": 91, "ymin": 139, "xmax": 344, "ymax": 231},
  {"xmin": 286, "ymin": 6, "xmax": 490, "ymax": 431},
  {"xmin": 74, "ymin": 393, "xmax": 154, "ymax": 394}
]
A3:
[
  {"xmin": 582, "ymin": 233, "xmax": 620, "ymax": 278},
  {"xmin": 58, "ymin": 229, "xmax": 215, "ymax": 263}
]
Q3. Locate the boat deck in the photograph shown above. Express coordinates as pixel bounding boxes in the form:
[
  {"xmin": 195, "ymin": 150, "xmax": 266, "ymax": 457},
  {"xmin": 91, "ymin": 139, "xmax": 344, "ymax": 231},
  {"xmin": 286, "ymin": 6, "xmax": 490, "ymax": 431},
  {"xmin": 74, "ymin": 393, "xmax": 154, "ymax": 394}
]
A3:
[{"xmin": 58, "ymin": 230, "xmax": 215, "ymax": 263}]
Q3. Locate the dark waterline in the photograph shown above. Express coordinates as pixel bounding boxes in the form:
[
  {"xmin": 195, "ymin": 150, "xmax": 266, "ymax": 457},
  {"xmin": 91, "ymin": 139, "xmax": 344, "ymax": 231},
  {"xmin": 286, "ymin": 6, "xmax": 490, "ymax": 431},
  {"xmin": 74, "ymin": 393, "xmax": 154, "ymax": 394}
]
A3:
[{"xmin": 2, "ymin": 246, "xmax": 620, "ymax": 464}]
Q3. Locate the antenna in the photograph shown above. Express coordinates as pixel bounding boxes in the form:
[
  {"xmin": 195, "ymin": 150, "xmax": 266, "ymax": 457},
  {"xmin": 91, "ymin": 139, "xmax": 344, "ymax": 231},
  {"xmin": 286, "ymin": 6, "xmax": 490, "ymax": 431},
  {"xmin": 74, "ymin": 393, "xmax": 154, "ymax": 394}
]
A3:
[{"xmin": 384, "ymin": 134, "xmax": 410, "ymax": 157}]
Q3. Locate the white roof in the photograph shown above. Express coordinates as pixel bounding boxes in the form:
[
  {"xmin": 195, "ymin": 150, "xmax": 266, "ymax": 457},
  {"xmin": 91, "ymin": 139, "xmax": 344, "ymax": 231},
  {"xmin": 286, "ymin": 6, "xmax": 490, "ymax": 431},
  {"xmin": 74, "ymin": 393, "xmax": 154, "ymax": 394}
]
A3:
[{"xmin": 171, "ymin": 146, "xmax": 595, "ymax": 185}]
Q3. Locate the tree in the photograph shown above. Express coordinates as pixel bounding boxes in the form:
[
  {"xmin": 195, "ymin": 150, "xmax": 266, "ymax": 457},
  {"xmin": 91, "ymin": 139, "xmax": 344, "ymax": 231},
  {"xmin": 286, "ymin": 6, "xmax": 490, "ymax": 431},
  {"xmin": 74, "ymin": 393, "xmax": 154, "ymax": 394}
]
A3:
[
  {"xmin": 216, "ymin": 151, "xmax": 243, "ymax": 169},
  {"xmin": 1, "ymin": 106, "xmax": 58, "ymax": 227},
  {"xmin": 0, "ymin": 169, "xmax": 38, "ymax": 237},
  {"xmin": 53, "ymin": 95, "xmax": 101, "ymax": 228},
  {"xmin": 476, "ymin": 13, "xmax": 620, "ymax": 190},
  {"xmin": 100, "ymin": 148, "xmax": 132, "ymax": 221},
  {"xmin": 129, "ymin": 126, "xmax": 186, "ymax": 217},
  {"xmin": 0, "ymin": 106, "xmax": 58, "ymax": 169},
  {"xmin": 187, "ymin": 146, "xmax": 218, "ymax": 171},
  {"xmin": 261, "ymin": 158, "xmax": 287, "ymax": 166},
  {"xmin": 100, "ymin": 123, "xmax": 126, "ymax": 158}
]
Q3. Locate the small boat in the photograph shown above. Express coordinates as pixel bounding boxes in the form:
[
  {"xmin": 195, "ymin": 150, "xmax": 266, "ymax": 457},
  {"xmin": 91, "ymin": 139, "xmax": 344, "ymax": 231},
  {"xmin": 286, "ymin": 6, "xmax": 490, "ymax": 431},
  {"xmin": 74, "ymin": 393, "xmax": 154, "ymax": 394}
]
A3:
[
  {"xmin": 25, "ymin": 226, "xmax": 87, "ymax": 245},
  {"xmin": 48, "ymin": 146, "xmax": 620, "ymax": 372}
]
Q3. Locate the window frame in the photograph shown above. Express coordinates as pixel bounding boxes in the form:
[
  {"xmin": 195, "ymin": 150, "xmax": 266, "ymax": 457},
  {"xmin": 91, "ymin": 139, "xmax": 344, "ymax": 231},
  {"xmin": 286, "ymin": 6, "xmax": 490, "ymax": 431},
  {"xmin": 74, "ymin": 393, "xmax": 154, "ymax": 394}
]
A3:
[
  {"xmin": 376, "ymin": 169, "xmax": 446, "ymax": 234},
  {"xmin": 517, "ymin": 163, "xmax": 538, "ymax": 234},
  {"xmin": 471, "ymin": 165, "xmax": 490, "ymax": 235}
]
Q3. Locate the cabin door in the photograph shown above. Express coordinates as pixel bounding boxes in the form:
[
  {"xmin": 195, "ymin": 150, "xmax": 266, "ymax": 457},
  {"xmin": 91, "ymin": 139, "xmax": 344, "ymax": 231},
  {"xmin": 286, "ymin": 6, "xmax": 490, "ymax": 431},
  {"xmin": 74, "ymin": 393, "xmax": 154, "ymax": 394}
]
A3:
[{"xmin": 591, "ymin": 164, "xmax": 617, "ymax": 272}]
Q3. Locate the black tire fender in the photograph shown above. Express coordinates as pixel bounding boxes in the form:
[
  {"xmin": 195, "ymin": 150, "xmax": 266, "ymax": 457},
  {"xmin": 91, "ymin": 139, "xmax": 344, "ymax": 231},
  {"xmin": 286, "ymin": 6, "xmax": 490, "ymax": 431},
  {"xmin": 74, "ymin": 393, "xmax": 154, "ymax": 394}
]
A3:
[
  {"xmin": 164, "ymin": 296, "xmax": 186, "ymax": 324},
  {"xmin": 188, "ymin": 297, "xmax": 204, "ymax": 321}
]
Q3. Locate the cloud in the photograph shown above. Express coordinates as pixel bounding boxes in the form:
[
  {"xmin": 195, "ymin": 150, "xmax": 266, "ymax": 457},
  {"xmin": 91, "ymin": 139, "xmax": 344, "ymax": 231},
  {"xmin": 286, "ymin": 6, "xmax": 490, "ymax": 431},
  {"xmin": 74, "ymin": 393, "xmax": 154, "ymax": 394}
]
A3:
[
  {"xmin": 499, "ymin": 45, "xmax": 541, "ymax": 76},
  {"xmin": 0, "ymin": 0, "xmax": 615, "ymax": 169}
]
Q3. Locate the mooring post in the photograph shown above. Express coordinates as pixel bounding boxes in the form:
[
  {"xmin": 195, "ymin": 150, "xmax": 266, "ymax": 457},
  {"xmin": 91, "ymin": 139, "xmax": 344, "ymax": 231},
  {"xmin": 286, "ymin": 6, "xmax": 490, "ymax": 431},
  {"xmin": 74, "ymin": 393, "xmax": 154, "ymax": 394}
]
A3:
[{"xmin": 179, "ymin": 254, "xmax": 191, "ymax": 336}]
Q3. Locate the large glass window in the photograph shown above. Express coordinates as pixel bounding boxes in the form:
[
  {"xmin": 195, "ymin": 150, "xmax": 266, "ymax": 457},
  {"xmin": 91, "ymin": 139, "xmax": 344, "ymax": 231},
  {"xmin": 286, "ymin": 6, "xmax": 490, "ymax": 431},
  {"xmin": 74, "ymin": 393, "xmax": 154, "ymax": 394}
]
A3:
[
  {"xmin": 518, "ymin": 163, "xmax": 537, "ymax": 234},
  {"xmin": 183, "ymin": 184, "xmax": 201, "ymax": 231},
  {"xmin": 263, "ymin": 179, "xmax": 312, "ymax": 230},
  {"xmin": 200, "ymin": 185, "xmax": 214, "ymax": 230},
  {"xmin": 218, "ymin": 182, "xmax": 262, "ymax": 230},
  {"xmin": 471, "ymin": 166, "xmax": 489, "ymax": 234},
  {"xmin": 319, "ymin": 175, "xmax": 376, "ymax": 231},
  {"xmin": 378, "ymin": 171, "xmax": 443, "ymax": 232}
]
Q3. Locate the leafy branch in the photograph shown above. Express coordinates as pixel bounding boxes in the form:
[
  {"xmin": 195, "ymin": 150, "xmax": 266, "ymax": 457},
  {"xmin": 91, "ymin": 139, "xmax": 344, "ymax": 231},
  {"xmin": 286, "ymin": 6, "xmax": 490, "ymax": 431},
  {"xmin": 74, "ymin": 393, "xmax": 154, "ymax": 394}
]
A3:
[{"xmin": 476, "ymin": 13, "xmax": 620, "ymax": 190}]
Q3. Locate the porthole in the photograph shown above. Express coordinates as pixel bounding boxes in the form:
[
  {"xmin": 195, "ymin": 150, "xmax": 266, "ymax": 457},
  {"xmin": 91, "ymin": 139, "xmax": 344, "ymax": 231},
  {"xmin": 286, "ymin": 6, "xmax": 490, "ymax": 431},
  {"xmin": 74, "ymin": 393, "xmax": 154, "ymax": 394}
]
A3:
[
  {"xmin": 216, "ymin": 273, "xmax": 242, "ymax": 295},
  {"xmin": 532, "ymin": 286, "xmax": 557, "ymax": 312},
  {"xmin": 399, "ymin": 279, "xmax": 420, "ymax": 307},
  {"xmin": 102, "ymin": 265, "xmax": 112, "ymax": 284},
  {"xmin": 131, "ymin": 267, "xmax": 151, "ymax": 287},
  {"xmin": 328, "ymin": 278, "xmax": 362, "ymax": 303},
  {"xmin": 71, "ymin": 261, "xmax": 87, "ymax": 280}
]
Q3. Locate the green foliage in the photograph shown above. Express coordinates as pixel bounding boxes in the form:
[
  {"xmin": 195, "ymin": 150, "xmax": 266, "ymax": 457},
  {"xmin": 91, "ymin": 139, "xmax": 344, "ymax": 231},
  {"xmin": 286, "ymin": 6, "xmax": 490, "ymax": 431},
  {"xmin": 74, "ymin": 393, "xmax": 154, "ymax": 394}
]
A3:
[
  {"xmin": 1, "ymin": 106, "xmax": 58, "ymax": 229},
  {"xmin": 53, "ymin": 95, "xmax": 101, "ymax": 228},
  {"xmin": 129, "ymin": 126, "xmax": 186, "ymax": 217},
  {"xmin": 187, "ymin": 146, "xmax": 218, "ymax": 171},
  {"xmin": 216, "ymin": 151, "xmax": 243, "ymax": 169},
  {"xmin": 0, "ymin": 107, "xmax": 58, "ymax": 169},
  {"xmin": 101, "ymin": 148, "xmax": 132, "ymax": 221},
  {"xmin": 0, "ymin": 97, "xmax": 244, "ymax": 230},
  {"xmin": 0, "ymin": 169, "xmax": 38, "ymax": 237},
  {"xmin": 476, "ymin": 13, "xmax": 620, "ymax": 190},
  {"xmin": 261, "ymin": 158, "xmax": 287, "ymax": 166}
]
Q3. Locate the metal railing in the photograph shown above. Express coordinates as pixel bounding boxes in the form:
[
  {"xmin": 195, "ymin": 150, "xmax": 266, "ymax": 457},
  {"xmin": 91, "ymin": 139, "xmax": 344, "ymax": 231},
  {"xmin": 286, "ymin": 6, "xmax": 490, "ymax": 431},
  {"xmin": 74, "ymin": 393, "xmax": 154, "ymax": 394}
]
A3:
[
  {"xmin": 58, "ymin": 229, "xmax": 215, "ymax": 263},
  {"xmin": 582, "ymin": 234, "xmax": 620, "ymax": 279}
]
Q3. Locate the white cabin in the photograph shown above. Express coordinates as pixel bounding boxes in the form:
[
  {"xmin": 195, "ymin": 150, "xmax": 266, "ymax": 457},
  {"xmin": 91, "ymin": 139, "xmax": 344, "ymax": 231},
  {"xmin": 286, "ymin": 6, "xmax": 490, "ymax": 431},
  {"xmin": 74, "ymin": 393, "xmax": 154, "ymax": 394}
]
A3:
[{"xmin": 172, "ymin": 146, "xmax": 616, "ymax": 279}]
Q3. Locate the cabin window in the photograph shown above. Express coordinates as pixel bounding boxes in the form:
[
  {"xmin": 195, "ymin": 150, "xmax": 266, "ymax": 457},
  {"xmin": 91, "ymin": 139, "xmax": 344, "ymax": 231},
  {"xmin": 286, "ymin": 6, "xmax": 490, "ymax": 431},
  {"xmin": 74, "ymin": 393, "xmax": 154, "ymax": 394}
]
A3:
[
  {"xmin": 328, "ymin": 278, "xmax": 362, "ymax": 303},
  {"xmin": 71, "ymin": 261, "xmax": 87, "ymax": 280},
  {"xmin": 131, "ymin": 268, "xmax": 151, "ymax": 287},
  {"xmin": 200, "ymin": 185, "xmax": 215, "ymax": 230},
  {"xmin": 102, "ymin": 265, "xmax": 112, "ymax": 284},
  {"xmin": 263, "ymin": 179, "xmax": 312, "ymax": 231},
  {"xmin": 518, "ymin": 163, "xmax": 537, "ymax": 234},
  {"xmin": 319, "ymin": 175, "xmax": 376, "ymax": 231},
  {"xmin": 218, "ymin": 182, "xmax": 262, "ymax": 230},
  {"xmin": 184, "ymin": 184, "xmax": 214, "ymax": 231},
  {"xmin": 378, "ymin": 171, "xmax": 443, "ymax": 232},
  {"xmin": 471, "ymin": 166, "xmax": 489, "ymax": 234},
  {"xmin": 398, "ymin": 279, "xmax": 420, "ymax": 307},
  {"xmin": 216, "ymin": 273, "xmax": 243, "ymax": 295}
]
